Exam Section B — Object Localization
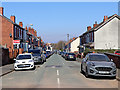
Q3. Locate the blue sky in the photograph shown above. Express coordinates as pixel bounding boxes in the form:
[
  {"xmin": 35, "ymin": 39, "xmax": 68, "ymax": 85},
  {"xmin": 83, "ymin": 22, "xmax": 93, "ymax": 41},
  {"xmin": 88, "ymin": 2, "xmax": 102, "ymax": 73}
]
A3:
[{"xmin": 2, "ymin": 2, "xmax": 118, "ymax": 43}]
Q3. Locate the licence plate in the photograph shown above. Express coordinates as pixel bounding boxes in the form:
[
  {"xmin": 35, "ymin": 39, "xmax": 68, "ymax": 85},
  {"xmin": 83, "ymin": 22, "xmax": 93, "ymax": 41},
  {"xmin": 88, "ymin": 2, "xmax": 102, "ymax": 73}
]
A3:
[
  {"xmin": 21, "ymin": 65, "xmax": 30, "ymax": 67},
  {"xmin": 70, "ymin": 56, "xmax": 73, "ymax": 58},
  {"xmin": 99, "ymin": 71, "xmax": 109, "ymax": 74}
]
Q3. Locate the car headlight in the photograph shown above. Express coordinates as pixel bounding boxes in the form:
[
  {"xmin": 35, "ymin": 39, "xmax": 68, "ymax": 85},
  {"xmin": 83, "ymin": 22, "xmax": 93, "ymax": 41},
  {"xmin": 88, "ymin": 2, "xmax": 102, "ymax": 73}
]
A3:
[
  {"xmin": 15, "ymin": 61, "xmax": 19, "ymax": 63},
  {"xmin": 29, "ymin": 60, "xmax": 34, "ymax": 62},
  {"xmin": 90, "ymin": 62, "xmax": 95, "ymax": 66},
  {"xmin": 111, "ymin": 63, "xmax": 116, "ymax": 68}
]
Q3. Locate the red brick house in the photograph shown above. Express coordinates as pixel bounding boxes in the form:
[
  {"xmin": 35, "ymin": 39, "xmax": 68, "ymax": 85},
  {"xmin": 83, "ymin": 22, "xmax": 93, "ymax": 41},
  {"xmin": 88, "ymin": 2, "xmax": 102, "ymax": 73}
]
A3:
[
  {"xmin": 0, "ymin": 7, "xmax": 43, "ymax": 60},
  {"xmin": 0, "ymin": 7, "xmax": 26, "ymax": 59}
]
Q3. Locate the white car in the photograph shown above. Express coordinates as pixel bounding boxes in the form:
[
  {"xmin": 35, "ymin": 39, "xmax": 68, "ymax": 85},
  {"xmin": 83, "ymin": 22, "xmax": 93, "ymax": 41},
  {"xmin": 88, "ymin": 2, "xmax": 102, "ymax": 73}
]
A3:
[{"xmin": 14, "ymin": 53, "xmax": 35, "ymax": 70}]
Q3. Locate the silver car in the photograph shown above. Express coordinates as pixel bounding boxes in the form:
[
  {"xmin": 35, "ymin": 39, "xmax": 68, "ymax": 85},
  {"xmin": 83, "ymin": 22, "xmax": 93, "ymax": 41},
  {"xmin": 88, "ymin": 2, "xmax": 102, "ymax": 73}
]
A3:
[{"xmin": 81, "ymin": 53, "xmax": 116, "ymax": 78}]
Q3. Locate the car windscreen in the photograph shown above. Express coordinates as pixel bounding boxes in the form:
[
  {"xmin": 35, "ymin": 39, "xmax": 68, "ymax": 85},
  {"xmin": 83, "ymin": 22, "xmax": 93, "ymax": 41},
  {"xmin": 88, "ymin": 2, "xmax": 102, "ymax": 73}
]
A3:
[
  {"xmin": 28, "ymin": 50, "xmax": 40, "ymax": 54},
  {"xmin": 89, "ymin": 55, "xmax": 110, "ymax": 61},
  {"xmin": 32, "ymin": 54, "xmax": 41, "ymax": 56},
  {"xmin": 116, "ymin": 51, "xmax": 120, "ymax": 53},
  {"xmin": 17, "ymin": 55, "xmax": 31, "ymax": 60},
  {"xmin": 68, "ymin": 53, "xmax": 75, "ymax": 55}
]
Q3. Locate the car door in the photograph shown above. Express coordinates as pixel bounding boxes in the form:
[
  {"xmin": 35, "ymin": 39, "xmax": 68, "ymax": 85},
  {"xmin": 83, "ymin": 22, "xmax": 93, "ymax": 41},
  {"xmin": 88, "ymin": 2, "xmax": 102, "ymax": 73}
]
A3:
[{"xmin": 82, "ymin": 55, "xmax": 88, "ymax": 71}]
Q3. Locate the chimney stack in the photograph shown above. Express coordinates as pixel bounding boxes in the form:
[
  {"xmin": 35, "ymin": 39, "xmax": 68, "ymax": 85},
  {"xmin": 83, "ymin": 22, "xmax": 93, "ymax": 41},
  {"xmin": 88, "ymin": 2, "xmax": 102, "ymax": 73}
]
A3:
[
  {"xmin": 73, "ymin": 37, "xmax": 76, "ymax": 40},
  {"xmin": 0, "ymin": 7, "xmax": 3, "ymax": 15},
  {"xmin": 87, "ymin": 26, "xmax": 91, "ymax": 31},
  {"xmin": 103, "ymin": 16, "xmax": 108, "ymax": 22},
  {"xmin": 93, "ymin": 21, "xmax": 97, "ymax": 28},
  {"xmin": 25, "ymin": 26, "xmax": 27, "ymax": 30},
  {"xmin": 28, "ymin": 27, "xmax": 31, "ymax": 33},
  {"xmin": 19, "ymin": 22, "xmax": 23, "ymax": 27},
  {"xmin": 10, "ymin": 16, "xmax": 16, "ymax": 23}
]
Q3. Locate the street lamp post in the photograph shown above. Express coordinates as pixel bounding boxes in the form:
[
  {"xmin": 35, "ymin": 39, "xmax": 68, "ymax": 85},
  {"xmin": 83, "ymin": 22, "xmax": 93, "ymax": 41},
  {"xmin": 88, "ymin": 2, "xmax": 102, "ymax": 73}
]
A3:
[{"xmin": 67, "ymin": 34, "xmax": 69, "ymax": 53}]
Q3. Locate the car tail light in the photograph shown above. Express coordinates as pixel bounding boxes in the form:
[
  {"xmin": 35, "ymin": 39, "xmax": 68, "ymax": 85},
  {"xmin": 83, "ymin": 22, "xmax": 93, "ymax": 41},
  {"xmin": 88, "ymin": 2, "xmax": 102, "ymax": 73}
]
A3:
[{"xmin": 74, "ymin": 55, "xmax": 76, "ymax": 57}]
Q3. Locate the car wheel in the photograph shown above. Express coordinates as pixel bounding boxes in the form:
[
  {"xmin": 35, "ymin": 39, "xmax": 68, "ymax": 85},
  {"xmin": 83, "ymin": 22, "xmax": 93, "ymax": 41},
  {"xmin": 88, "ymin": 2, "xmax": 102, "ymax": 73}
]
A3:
[
  {"xmin": 85, "ymin": 67, "xmax": 89, "ymax": 78},
  {"xmin": 45, "ymin": 59, "xmax": 46, "ymax": 62},
  {"xmin": 65, "ymin": 57, "xmax": 68, "ymax": 60},
  {"xmin": 32, "ymin": 66, "xmax": 36, "ymax": 70},
  {"xmin": 14, "ymin": 69, "xmax": 18, "ymax": 71},
  {"xmin": 81, "ymin": 64, "xmax": 84, "ymax": 74}
]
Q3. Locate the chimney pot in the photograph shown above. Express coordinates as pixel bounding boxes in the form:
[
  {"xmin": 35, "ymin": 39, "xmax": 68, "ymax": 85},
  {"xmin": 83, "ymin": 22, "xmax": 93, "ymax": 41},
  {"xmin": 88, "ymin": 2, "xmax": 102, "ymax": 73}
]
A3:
[
  {"xmin": 103, "ymin": 16, "xmax": 108, "ymax": 22},
  {"xmin": 93, "ymin": 21, "xmax": 97, "ymax": 28},
  {"xmin": 19, "ymin": 22, "xmax": 23, "ymax": 27},
  {"xmin": 87, "ymin": 26, "xmax": 91, "ymax": 31}
]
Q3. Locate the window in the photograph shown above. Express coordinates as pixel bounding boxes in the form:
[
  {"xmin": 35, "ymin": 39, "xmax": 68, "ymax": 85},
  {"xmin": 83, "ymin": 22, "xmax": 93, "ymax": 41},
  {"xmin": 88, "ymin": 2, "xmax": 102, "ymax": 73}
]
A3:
[
  {"xmin": 21, "ymin": 29, "xmax": 22, "ymax": 39},
  {"xmin": 14, "ymin": 44, "xmax": 17, "ymax": 49},
  {"xmin": 14, "ymin": 26, "xmax": 17, "ymax": 38},
  {"xmin": 19, "ymin": 28, "xmax": 20, "ymax": 39}
]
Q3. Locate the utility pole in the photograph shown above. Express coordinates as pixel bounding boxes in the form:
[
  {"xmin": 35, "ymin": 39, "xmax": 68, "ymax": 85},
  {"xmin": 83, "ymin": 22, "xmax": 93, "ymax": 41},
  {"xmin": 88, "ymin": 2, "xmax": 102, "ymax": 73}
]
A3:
[{"xmin": 67, "ymin": 34, "xmax": 69, "ymax": 53}]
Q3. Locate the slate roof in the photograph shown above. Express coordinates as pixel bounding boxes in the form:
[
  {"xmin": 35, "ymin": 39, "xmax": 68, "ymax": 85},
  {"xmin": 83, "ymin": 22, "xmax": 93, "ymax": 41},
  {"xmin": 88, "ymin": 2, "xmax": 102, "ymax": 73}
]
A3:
[
  {"xmin": 80, "ymin": 14, "xmax": 120, "ymax": 37},
  {"xmin": 0, "ymin": 14, "xmax": 25, "ymax": 30}
]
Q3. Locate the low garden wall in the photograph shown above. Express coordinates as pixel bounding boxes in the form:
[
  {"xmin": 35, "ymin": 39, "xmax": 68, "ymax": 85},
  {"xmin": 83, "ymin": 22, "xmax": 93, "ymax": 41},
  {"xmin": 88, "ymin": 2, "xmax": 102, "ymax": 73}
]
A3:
[{"xmin": 104, "ymin": 53, "xmax": 120, "ymax": 69}]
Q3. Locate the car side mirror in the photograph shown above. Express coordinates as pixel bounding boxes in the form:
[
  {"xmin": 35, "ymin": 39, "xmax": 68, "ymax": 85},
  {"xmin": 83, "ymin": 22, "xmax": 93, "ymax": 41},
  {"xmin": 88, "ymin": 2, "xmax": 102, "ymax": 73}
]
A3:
[
  {"xmin": 33, "ymin": 57, "xmax": 34, "ymax": 60},
  {"xmin": 14, "ymin": 59, "xmax": 16, "ymax": 61},
  {"xmin": 83, "ymin": 58, "xmax": 86, "ymax": 62},
  {"xmin": 111, "ymin": 59, "xmax": 113, "ymax": 62}
]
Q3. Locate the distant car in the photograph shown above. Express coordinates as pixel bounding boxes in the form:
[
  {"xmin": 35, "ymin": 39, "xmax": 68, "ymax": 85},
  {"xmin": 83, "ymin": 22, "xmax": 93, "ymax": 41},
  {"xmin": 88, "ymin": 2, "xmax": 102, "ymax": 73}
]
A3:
[
  {"xmin": 65, "ymin": 53, "xmax": 76, "ymax": 61},
  {"xmin": 14, "ymin": 53, "xmax": 35, "ymax": 70},
  {"xmin": 28, "ymin": 49, "xmax": 45, "ymax": 64},
  {"xmin": 81, "ymin": 53, "xmax": 116, "ymax": 78},
  {"xmin": 62, "ymin": 52, "xmax": 67, "ymax": 58},
  {"xmin": 61, "ymin": 52, "xmax": 64, "ymax": 57},
  {"xmin": 115, "ymin": 50, "xmax": 120, "ymax": 55}
]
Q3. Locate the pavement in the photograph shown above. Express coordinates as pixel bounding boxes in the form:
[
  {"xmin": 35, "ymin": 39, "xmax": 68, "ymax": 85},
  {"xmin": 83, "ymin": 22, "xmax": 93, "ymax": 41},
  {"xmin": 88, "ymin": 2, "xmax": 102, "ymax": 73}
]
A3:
[
  {"xmin": 0, "ymin": 63, "xmax": 14, "ymax": 77},
  {"xmin": 1, "ymin": 54, "xmax": 118, "ymax": 88}
]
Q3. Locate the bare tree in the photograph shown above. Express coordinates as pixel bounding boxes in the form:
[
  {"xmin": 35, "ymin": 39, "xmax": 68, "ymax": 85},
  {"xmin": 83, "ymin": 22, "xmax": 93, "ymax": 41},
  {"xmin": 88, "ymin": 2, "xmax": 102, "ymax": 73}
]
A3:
[{"xmin": 52, "ymin": 41, "xmax": 65, "ymax": 51}]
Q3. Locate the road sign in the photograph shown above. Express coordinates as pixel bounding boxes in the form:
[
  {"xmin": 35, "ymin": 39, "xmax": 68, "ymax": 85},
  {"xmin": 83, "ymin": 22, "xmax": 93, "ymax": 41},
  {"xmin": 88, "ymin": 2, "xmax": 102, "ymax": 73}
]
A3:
[{"xmin": 13, "ymin": 40, "xmax": 20, "ymax": 44}]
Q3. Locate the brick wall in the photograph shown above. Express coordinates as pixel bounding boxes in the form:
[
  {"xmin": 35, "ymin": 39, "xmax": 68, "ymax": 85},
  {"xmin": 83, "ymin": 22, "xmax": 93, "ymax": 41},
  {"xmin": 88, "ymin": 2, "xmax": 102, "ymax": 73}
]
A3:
[
  {"xmin": 104, "ymin": 53, "xmax": 120, "ymax": 69},
  {"xmin": 0, "ymin": 47, "xmax": 9, "ymax": 66},
  {"xmin": 1, "ymin": 16, "xmax": 14, "ymax": 50}
]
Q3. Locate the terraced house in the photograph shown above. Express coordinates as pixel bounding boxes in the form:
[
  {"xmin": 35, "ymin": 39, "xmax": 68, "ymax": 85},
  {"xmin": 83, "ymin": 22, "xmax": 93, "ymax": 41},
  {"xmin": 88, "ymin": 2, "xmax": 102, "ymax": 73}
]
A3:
[
  {"xmin": 0, "ymin": 7, "xmax": 41, "ymax": 61},
  {"xmin": 78, "ymin": 14, "xmax": 120, "ymax": 52},
  {"xmin": 0, "ymin": 7, "xmax": 27, "ymax": 59}
]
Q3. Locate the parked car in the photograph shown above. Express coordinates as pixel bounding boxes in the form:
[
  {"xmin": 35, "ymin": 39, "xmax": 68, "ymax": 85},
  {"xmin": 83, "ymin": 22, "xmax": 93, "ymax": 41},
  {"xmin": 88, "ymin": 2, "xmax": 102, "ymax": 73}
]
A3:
[
  {"xmin": 14, "ymin": 53, "xmax": 35, "ymax": 70},
  {"xmin": 62, "ymin": 52, "xmax": 67, "ymax": 58},
  {"xmin": 28, "ymin": 49, "xmax": 45, "ymax": 64},
  {"xmin": 81, "ymin": 53, "xmax": 116, "ymax": 78},
  {"xmin": 65, "ymin": 53, "xmax": 76, "ymax": 61},
  {"xmin": 115, "ymin": 50, "xmax": 120, "ymax": 55},
  {"xmin": 46, "ymin": 51, "xmax": 50, "ymax": 57},
  {"xmin": 61, "ymin": 52, "xmax": 64, "ymax": 57}
]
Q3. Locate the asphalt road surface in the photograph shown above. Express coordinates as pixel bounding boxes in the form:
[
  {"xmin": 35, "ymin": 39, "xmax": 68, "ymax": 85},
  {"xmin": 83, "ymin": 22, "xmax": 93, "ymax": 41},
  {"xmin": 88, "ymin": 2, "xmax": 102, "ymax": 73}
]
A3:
[{"xmin": 2, "ymin": 54, "xmax": 118, "ymax": 88}]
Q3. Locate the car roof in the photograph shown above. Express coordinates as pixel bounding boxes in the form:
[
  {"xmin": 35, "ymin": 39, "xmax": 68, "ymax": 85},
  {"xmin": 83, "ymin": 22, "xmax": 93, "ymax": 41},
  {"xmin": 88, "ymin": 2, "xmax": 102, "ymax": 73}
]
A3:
[
  {"xmin": 68, "ymin": 53, "xmax": 75, "ymax": 54},
  {"xmin": 18, "ymin": 53, "xmax": 32, "ymax": 55},
  {"xmin": 88, "ymin": 53, "xmax": 106, "ymax": 56}
]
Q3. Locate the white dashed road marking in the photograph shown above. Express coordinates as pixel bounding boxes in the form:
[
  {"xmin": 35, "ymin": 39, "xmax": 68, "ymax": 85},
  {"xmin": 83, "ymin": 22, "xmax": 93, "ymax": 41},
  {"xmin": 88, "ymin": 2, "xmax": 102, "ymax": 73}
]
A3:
[
  {"xmin": 57, "ymin": 78, "xmax": 60, "ymax": 88},
  {"xmin": 57, "ymin": 70, "xmax": 59, "ymax": 76}
]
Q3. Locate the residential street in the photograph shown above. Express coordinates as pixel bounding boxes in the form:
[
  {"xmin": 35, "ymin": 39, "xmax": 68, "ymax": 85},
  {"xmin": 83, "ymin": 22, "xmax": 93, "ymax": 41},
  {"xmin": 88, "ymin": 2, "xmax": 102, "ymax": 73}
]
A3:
[{"xmin": 2, "ymin": 54, "xmax": 118, "ymax": 88}]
